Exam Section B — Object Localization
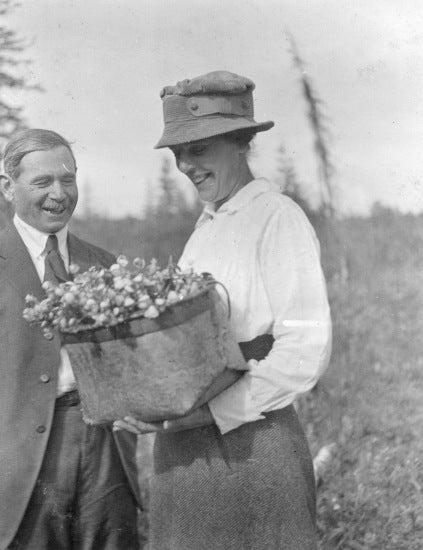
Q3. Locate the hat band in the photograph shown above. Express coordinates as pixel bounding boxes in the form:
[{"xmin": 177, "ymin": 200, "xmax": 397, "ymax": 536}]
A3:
[{"xmin": 163, "ymin": 93, "xmax": 254, "ymax": 124}]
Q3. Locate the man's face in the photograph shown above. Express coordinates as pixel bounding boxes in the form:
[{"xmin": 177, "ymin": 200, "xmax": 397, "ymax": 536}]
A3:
[{"xmin": 8, "ymin": 146, "xmax": 78, "ymax": 233}]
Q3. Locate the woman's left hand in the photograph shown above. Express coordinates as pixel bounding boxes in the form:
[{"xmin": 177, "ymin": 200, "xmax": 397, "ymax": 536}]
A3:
[{"xmin": 113, "ymin": 404, "xmax": 214, "ymax": 435}]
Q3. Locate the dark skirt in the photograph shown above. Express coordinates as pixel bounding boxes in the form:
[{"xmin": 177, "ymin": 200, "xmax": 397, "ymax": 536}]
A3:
[{"xmin": 149, "ymin": 405, "xmax": 317, "ymax": 550}]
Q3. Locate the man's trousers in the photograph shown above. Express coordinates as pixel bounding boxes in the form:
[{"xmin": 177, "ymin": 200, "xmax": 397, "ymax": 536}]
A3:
[{"xmin": 9, "ymin": 396, "xmax": 139, "ymax": 549}]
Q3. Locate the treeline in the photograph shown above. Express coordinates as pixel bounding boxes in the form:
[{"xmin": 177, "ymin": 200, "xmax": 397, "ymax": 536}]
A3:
[
  {"xmin": 1, "ymin": 186, "xmax": 421, "ymax": 282},
  {"xmin": 72, "ymin": 202, "xmax": 423, "ymax": 285},
  {"xmin": 69, "ymin": 209, "xmax": 200, "ymax": 266}
]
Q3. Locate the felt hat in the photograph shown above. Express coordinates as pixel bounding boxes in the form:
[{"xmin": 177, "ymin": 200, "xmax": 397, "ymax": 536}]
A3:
[{"xmin": 154, "ymin": 70, "xmax": 274, "ymax": 149}]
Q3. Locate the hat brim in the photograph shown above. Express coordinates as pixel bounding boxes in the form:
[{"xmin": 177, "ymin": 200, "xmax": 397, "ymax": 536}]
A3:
[{"xmin": 154, "ymin": 116, "xmax": 274, "ymax": 149}]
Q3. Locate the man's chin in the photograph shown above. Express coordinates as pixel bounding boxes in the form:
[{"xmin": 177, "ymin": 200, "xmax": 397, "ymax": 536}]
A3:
[{"xmin": 29, "ymin": 211, "xmax": 72, "ymax": 233}]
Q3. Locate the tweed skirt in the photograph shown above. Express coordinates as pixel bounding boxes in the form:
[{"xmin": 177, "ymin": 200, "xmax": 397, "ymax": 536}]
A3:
[{"xmin": 149, "ymin": 405, "xmax": 317, "ymax": 550}]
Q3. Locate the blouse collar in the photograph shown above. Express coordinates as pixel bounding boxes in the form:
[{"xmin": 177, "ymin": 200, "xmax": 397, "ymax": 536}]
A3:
[{"xmin": 196, "ymin": 178, "xmax": 279, "ymax": 227}]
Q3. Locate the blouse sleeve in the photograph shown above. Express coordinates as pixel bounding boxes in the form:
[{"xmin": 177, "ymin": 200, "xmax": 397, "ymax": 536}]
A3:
[{"xmin": 208, "ymin": 201, "xmax": 332, "ymax": 434}]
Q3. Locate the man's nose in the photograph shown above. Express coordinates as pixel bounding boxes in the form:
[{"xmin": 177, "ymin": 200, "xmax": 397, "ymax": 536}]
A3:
[{"xmin": 48, "ymin": 181, "xmax": 66, "ymax": 200}]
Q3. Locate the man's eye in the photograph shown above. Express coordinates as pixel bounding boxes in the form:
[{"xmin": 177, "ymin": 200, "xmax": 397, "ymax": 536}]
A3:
[
  {"xmin": 61, "ymin": 178, "xmax": 75, "ymax": 185},
  {"xmin": 33, "ymin": 180, "xmax": 50, "ymax": 186}
]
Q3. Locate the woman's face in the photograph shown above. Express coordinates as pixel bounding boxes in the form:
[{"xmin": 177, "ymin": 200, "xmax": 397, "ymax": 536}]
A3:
[{"xmin": 170, "ymin": 135, "xmax": 247, "ymax": 204}]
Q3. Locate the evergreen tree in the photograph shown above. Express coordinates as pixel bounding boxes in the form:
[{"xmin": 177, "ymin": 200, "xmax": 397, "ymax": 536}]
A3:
[
  {"xmin": 154, "ymin": 154, "xmax": 198, "ymax": 219},
  {"xmin": 0, "ymin": 0, "xmax": 41, "ymax": 226},
  {"xmin": 276, "ymin": 143, "xmax": 311, "ymax": 215},
  {"xmin": 0, "ymin": 0, "xmax": 40, "ymax": 139},
  {"xmin": 156, "ymin": 155, "xmax": 181, "ymax": 216},
  {"xmin": 287, "ymin": 33, "xmax": 337, "ymax": 218}
]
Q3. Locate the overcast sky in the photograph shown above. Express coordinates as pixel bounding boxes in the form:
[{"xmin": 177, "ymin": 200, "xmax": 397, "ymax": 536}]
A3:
[{"xmin": 7, "ymin": 0, "xmax": 423, "ymax": 217}]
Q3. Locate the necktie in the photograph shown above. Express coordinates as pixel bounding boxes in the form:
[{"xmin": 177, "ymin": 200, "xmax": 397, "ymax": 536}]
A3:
[{"xmin": 43, "ymin": 234, "xmax": 69, "ymax": 283}]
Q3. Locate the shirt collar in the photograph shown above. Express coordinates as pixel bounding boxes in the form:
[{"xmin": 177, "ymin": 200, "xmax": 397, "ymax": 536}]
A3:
[
  {"xmin": 13, "ymin": 214, "xmax": 69, "ymax": 259},
  {"xmin": 196, "ymin": 178, "xmax": 279, "ymax": 227}
]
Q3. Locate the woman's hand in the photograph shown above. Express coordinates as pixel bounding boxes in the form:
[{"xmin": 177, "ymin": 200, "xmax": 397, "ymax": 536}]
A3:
[
  {"xmin": 113, "ymin": 404, "xmax": 215, "ymax": 435},
  {"xmin": 113, "ymin": 367, "xmax": 249, "ymax": 435}
]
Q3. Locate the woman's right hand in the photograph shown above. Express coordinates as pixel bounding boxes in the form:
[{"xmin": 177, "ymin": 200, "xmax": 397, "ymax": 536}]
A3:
[
  {"xmin": 113, "ymin": 366, "xmax": 249, "ymax": 435},
  {"xmin": 113, "ymin": 404, "xmax": 215, "ymax": 435},
  {"xmin": 113, "ymin": 417, "xmax": 165, "ymax": 435}
]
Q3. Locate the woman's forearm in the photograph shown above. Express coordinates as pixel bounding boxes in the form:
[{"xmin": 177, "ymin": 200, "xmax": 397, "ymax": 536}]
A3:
[{"xmin": 192, "ymin": 368, "xmax": 245, "ymax": 409}]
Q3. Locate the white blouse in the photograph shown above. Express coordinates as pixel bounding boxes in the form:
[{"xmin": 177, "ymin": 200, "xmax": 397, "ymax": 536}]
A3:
[{"xmin": 179, "ymin": 178, "xmax": 332, "ymax": 434}]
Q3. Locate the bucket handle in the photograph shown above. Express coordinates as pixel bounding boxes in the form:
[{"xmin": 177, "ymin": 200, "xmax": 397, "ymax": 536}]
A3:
[
  {"xmin": 205, "ymin": 276, "xmax": 231, "ymax": 320},
  {"xmin": 166, "ymin": 264, "xmax": 232, "ymax": 320}
]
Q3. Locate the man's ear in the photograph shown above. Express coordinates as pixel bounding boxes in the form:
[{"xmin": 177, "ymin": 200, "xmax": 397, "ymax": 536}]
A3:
[{"xmin": 0, "ymin": 174, "xmax": 15, "ymax": 203}]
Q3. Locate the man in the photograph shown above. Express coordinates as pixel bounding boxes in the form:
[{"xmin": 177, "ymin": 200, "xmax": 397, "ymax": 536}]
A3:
[{"xmin": 0, "ymin": 129, "xmax": 141, "ymax": 549}]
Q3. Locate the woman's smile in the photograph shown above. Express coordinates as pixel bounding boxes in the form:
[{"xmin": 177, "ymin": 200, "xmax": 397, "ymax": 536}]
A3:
[{"xmin": 191, "ymin": 173, "xmax": 212, "ymax": 187}]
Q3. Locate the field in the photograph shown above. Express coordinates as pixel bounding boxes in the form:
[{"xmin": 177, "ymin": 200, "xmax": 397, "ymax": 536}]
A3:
[
  {"xmin": 310, "ymin": 274, "xmax": 423, "ymax": 549},
  {"xmin": 306, "ymin": 211, "xmax": 423, "ymax": 549},
  {"xmin": 70, "ymin": 206, "xmax": 423, "ymax": 549}
]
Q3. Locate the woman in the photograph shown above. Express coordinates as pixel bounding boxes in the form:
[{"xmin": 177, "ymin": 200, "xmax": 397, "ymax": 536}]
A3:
[{"xmin": 115, "ymin": 70, "xmax": 332, "ymax": 549}]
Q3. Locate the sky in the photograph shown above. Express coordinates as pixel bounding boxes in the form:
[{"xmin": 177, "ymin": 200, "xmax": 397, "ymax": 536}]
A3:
[{"xmin": 6, "ymin": 0, "xmax": 423, "ymax": 217}]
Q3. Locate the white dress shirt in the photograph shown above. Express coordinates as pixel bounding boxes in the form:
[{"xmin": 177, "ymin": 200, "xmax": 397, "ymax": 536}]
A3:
[
  {"xmin": 14, "ymin": 215, "xmax": 77, "ymax": 396},
  {"xmin": 179, "ymin": 178, "xmax": 332, "ymax": 434}
]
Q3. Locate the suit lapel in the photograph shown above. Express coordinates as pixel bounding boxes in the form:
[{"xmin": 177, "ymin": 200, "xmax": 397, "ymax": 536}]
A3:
[
  {"xmin": 0, "ymin": 227, "xmax": 105, "ymax": 300},
  {"xmin": 67, "ymin": 233, "xmax": 94, "ymax": 272},
  {"xmin": 0, "ymin": 223, "xmax": 45, "ymax": 301}
]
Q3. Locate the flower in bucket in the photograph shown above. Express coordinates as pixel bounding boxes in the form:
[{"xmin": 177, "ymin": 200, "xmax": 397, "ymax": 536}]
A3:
[{"xmin": 23, "ymin": 255, "xmax": 212, "ymax": 338}]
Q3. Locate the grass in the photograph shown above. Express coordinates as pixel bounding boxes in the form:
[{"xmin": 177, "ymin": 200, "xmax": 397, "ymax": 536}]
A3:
[{"xmin": 298, "ymin": 266, "xmax": 423, "ymax": 549}]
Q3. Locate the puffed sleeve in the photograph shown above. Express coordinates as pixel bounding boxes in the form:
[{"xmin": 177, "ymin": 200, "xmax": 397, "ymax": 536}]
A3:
[{"xmin": 208, "ymin": 200, "xmax": 332, "ymax": 434}]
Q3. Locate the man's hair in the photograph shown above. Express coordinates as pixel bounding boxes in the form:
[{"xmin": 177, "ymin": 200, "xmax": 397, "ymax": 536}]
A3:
[{"xmin": 1, "ymin": 129, "xmax": 76, "ymax": 179}]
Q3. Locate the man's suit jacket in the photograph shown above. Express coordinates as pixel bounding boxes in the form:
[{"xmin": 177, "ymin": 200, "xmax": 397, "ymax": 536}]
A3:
[{"xmin": 0, "ymin": 222, "xmax": 141, "ymax": 549}]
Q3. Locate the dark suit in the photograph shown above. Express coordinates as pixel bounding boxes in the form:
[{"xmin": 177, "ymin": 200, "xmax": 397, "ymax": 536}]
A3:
[{"xmin": 0, "ymin": 222, "xmax": 141, "ymax": 549}]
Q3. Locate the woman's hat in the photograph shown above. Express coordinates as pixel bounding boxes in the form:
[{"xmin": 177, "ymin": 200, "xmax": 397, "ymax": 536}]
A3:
[{"xmin": 154, "ymin": 70, "xmax": 274, "ymax": 149}]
